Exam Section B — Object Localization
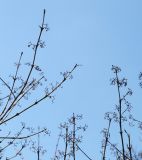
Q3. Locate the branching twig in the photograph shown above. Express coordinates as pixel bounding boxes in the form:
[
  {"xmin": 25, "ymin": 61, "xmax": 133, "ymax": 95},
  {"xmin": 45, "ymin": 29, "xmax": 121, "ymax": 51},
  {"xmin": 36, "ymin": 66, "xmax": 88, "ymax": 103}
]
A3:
[
  {"xmin": 0, "ymin": 128, "xmax": 46, "ymax": 140},
  {"xmin": 0, "ymin": 64, "xmax": 78, "ymax": 125},
  {"xmin": 125, "ymin": 130, "xmax": 133, "ymax": 160},
  {"xmin": 102, "ymin": 118, "xmax": 111, "ymax": 160},
  {"xmin": 107, "ymin": 140, "xmax": 130, "ymax": 160},
  {"xmin": 115, "ymin": 69, "xmax": 126, "ymax": 160}
]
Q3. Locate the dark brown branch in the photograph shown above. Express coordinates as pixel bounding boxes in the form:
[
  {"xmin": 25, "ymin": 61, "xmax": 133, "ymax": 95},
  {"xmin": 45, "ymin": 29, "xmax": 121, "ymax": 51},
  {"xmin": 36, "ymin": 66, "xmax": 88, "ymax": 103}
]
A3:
[
  {"xmin": 0, "ymin": 64, "xmax": 78, "ymax": 125},
  {"xmin": 0, "ymin": 126, "xmax": 24, "ymax": 152},
  {"xmin": 107, "ymin": 140, "xmax": 130, "ymax": 160},
  {"xmin": 0, "ymin": 9, "xmax": 46, "ymax": 122},
  {"xmin": 0, "ymin": 132, "xmax": 11, "ymax": 144},
  {"xmin": 76, "ymin": 144, "xmax": 93, "ymax": 160},
  {"xmin": 54, "ymin": 130, "xmax": 62, "ymax": 160},
  {"xmin": 37, "ymin": 130, "xmax": 40, "ymax": 160},
  {"xmin": 0, "ymin": 77, "xmax": 15, "ymax": 99},
  {"xmin": 115, "ymin": 71, "xmax": 125, "ymax": 160},
  {"xmin": 0, "ymin": 128, "xmax": 46, "ymax": 140},
  {"xmin": 0, "ymin": 52, "xmax": 23, "ymax": 119},
  {"xmin": 102, "ymin": 118, "xmax": 111, "ymax": 160},
  {"xmin": 72, "ymin": 113, "xmax": 76, "ymax": 160},
  {"xmin": 125, "ymin": 130, "xmax": 133, "ymax": 160},
  {"xmin": 6, "ymin": 145, "xmax": 25, "ymax": 160},
  {"xmin": 64, "ymin": 127, "xmax": 68, "ymax": 160},
  {"xmin": 2, "ymin": 76, "xmax": 44, "ymax": 121},
  {"xmin": 0, "ymin": 95, "xmax": 9, "ymax": 101}
]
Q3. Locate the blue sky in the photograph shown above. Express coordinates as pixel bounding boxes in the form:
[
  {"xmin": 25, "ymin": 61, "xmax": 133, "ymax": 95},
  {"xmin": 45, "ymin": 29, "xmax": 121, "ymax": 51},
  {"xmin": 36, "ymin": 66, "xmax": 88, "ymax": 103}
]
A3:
[{"xmin": 0, "ymin": 0, "xmax": 142, "ymax": 159}]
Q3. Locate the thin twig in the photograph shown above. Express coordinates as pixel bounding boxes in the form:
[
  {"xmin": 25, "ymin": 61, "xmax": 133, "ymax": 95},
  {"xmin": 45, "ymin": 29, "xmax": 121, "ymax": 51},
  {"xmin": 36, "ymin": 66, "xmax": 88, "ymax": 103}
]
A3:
[
  {"xmin": 115, "ymin": 71, "xmax": 126, "ymax": 160},
  {"xmin": 102, "ymin": 118, "xmax": 111, "ymax": 160},
  {"xmin": 107, "ymin": 140, "xmax": 130, "ymax": 160},
  {"xmin": 0, "ymin": 129, "xmax": 46, "ymax": 140},
  {"xmin": 0, "ymin": 64, "xmax": 78, "ymax": 125},
  {"xmin": 76, "ymin": 144, "xmax": 93, "ymax": 160},
  {"xmin": 0, "ymin": 10, "xmax": 46, "ymax": 122}
]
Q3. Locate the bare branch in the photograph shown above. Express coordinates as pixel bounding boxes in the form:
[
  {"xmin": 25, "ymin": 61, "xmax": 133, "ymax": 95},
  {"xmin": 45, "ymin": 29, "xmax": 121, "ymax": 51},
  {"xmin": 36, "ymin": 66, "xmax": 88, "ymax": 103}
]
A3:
[
  {"xmin": 0, "ymin": 64, "xmax": 78, "ymax": 125},
  {"xmin": 0, "ymin": 128, "xmax": 47, "ymax": 140}
]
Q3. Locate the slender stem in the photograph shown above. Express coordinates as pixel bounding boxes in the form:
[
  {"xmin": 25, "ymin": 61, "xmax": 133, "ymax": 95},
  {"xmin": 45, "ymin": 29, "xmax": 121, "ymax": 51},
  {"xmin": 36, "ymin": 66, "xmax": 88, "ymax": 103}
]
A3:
[
  {"xmin": 64, "ymin": 127, "xmax": 68, "ymax": 160},
  {"xmin": 76, "ymin": 144, "xmax": 93, "ymax": 160},
  {"xmin": 116, "ymin": 71, "xmax": 125, "ymax": 160},
  {"xmin": 3, "ymin": 52, "xmax": 23, "ymax": 115},
  {"xmin": 107, "ymin": 140, "xmax": 130, "ymax": 160},
  {"xmin": 102, "ymin": 119, "xmax": 111, "ymax": 160},
  {"xmin": 0, "ymin": 128, "xmax": 46, "ymax": 140},
  {"xmin": 0, "ymin": 10, "xmax": 46, "ymax": 122},
  {"xmin": 0, "ymin": 126, "xmax": 24, "ymax": 152},
  {"xmin": 2, "ymin": 77, "xmax": 44, "ymax": 122},
  {"xmin": 6, "ymin": 145, "xmax": 25, "ymax": 160},
  {"xmin": 54, "ymin": 130, "xmax": 62, "ymax": 160},
  {"xmin": 0, "ymin": 64, "xmax": 77, "ymax": 125},
  {"xmin": 73, "ymin": 113, "xmax": 76, "ymax": 160},
  {"xmin": 125, "ymin": 130, "xmax": 133, "ymax": 160},
  {"xmin": 37, "ymin": 130, "xmax": 40, "ymax": 160}
]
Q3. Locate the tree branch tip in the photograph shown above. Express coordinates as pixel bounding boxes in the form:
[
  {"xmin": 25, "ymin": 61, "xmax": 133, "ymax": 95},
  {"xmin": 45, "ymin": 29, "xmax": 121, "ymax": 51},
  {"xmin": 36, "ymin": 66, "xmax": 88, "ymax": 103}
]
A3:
[{"xmin": 43, "ymin": 9, "xmax": 46, "ymax": 14}]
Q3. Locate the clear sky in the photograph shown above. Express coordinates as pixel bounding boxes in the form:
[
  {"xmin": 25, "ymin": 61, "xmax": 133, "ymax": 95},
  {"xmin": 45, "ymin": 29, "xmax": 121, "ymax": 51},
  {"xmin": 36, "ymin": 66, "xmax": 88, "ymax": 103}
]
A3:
[{"xmin": 0, "ymin": 0, "xmax": 142, "ymax": 159}]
